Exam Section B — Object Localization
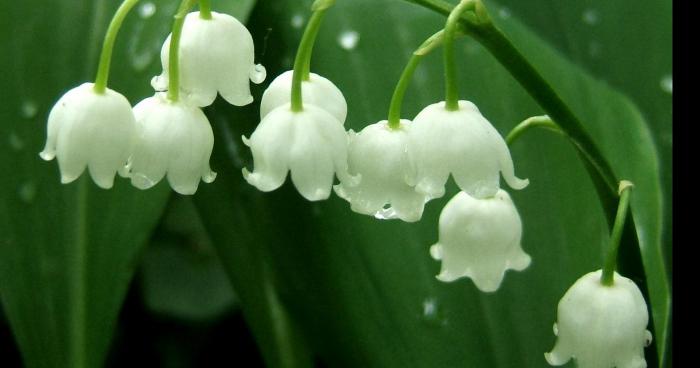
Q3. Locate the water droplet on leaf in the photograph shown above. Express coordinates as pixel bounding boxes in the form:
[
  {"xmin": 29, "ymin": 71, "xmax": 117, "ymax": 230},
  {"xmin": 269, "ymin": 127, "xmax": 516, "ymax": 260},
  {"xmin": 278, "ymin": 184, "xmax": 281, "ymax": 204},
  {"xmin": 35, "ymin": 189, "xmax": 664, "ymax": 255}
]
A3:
[
  {"xmin": 338, "ymin": 30, "xmax": 359, "ymax": 50},
  {"xmin": 138, "ymin": 2, "xmax": 156, "ymax": 19},
  {"xmin": 8, "ymin": 132, "xmax": 24, "ymax": 151},
  {"xmin": 660, "ymin": 75, "xmax": 672, "ymax": 94},
  {"xmin": 291, "ymin": 14, "xmax": 304, "ymax": 29},
  {"xmin": 21, "ymin": 101, "xmax": 38, "ymax": 119},
  {"xmin": 18, "ymin": 182, "xmax": 36, "ymax": 204},
  {"xmin": 582, "ymin": 9, "xmax": 599, "ymax": 25}
]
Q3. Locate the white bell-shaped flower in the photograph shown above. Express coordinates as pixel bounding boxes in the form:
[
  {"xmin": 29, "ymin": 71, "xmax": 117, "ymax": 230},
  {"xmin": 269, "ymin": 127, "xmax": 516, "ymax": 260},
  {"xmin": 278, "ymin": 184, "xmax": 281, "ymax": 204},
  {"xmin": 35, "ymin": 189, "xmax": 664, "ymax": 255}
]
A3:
[
  {"xmin": 430, "ymin": 190, "xmax": 531, "ymax": 292},
  {"xmin": 259, "ymin": 70, "xmax": 347, "ymax": 123},
  {"xmin": 242, "ymin": 103, "xmax": 355, "ymax": 201},
  {"xmin": 334, "ymin": 120, "xmax": 427, "ymax": 222},
  {"xmin": 409, "ymin": 100, "xmax": 528, "ymax": 199},
  {"xmin": 124, "ymin": 92, "xmax": 216, "ymax": 195},
  {"xmin": 152, "ymin": 11, "xmax": 266, "ymax": 107},
  {"xmin": 40, "ymin": 82, "xmax": 136, "ymax": 189},
  {"xmin": 546, "ymin": 270, "xmax": 652, "ymax": 368}
]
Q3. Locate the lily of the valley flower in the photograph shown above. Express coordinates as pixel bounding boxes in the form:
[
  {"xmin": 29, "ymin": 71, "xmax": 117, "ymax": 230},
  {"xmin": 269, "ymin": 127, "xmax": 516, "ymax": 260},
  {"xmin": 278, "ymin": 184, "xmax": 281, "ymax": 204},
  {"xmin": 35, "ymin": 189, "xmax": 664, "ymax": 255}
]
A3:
[
  {"xmin": 152, "ymin": 11, "xmax": 266, "ymax": 107},
  {"xmin": 430, "ymin": 189, "xmax": 531, "ymax": 292},
  {"xmin": 40, "ymin": 82, "xmax": 136, "ymax": 189},
  {"xmin": 124, "ymin": 92, "xmax": 216, "ymax": 195},
  {"xmin": 334, "ymin": 119, "xmax": 427, "ymax": 222},
  {"xmin": 243, "ymin": 103, "xmax": 355, "ymax": 201},
  {"xmin": 546, "ymin": 270, "xmax": 651, "ymax": 368},
  {"xmin": 409, "ymin": 100, "xmax": 529, "ymax": 199},
  {"xmin": 259, "ymin": 70, "xmax": 347, "ymax": 123}
]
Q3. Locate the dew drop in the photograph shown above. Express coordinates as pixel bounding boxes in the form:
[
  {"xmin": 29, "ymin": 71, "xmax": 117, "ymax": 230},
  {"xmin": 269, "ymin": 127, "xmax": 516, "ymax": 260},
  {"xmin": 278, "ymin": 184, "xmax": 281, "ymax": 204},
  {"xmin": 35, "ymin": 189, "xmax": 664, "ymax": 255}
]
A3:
[
  {"xmin": 582, "ymin": 9, "xmax": 600, "ymax": 25},
  {"xmin": 421, "ymin": 297, "xmax": 447, "ymax": 326},
  {"xmin": 202, "ymin": 170, "xmax": 217, "ymax": 184},
  {"xmin": 130, "ymin": 51, "xmax": 154, "ymax": 72},
  {"xmin": 429, "ymin": 244, "xmax": 443, "ymax": 260},
  {"xmin": 131, "ymin": 173, "xmax": 157, "ymax": 190},
  {"xmin": 8, "ymin": 132, "xmax": 24, "ymax": 151},
  {"xmin": 644, "ymin": 330, "xmax": 653, "ymax": 347},
  {"xmin": 553, "ymin": 323, "xmax": 559, "ymax": 335},
  {"xmin": 249, "ymin": 64, "xmax": 267, "ymax": 84},
  {"xmin": 291, "ymin": 14, "xmax": 304, "ymax": 29},
  {"xmin": 338, "ymin": 30, "xmax": 360, "ymax": 50},
  {"xmin": 498, "ymin": 7, "xmax": 511, "ymax": 19},
  {"xmin": 138, "ymin": 2, "xmax": 156, "ymax": 19},
  {"xmin": 374, "ymin": 206, "xmax": 397, "ymax": 220},
  {"xmin": 21, "ymin": 101, "xmax": 38, "ymax": 119},
  {"xmin": 18, "ymin": 182, "xmax": 37, "ymax": 204},
  {"xmin": 660, "ymin": 75, "xmax": 672, "ymax": 94},
  {"xmin": 151, "ymin": 75, "xmax": 168, "ymax": 92}
]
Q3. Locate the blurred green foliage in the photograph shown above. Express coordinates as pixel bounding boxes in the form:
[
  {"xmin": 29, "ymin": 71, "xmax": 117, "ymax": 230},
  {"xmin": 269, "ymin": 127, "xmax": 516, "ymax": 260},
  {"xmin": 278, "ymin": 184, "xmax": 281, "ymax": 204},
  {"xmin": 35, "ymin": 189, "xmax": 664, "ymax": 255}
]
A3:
[{"xmin": 0, "ymin": 0, "xmax": 671, "ymax": 367}]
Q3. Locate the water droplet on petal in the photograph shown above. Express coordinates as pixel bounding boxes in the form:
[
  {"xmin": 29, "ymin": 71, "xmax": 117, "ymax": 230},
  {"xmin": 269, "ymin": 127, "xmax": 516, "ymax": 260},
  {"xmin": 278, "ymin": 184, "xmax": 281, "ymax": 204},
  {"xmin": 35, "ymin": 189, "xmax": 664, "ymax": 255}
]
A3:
[
  {"xmin": 9, "ymin": 132, "xmax": 24, "ymax": 151},
  {"xmin": 138, "ymin": 2, "xmax": 156, "ymax": 19},
  {"xmin": 374, "ymin": 206, "xmax": 397, "ymax": 220},
  {"xmin": 429, "ymin": 244, "xmax": 443, "ymax": 260},
  {"xmin": 131, "ymin": 173, "xmax": 157, "ymax": 189},
  {"xmin": 338, "ymin": 30, "xmax": 360, "ymax": 50},
  {"xmin": 202, "ymin": 171, "xmax": 217, "ymax": 183},
  {"xmin": 39, "ymin": 149, "xmax": 55, "ymax": 161},
  {"xmin": 21, "ymin": 101, "xmax": 38, "ymax": 119},
  {"xmin": 250, "ymin": 64, "xmax": 267, "ymax": 84},
  {"xmin": 18, "ymin": 182, "xmax": 36, "ymax": 203},
  {"xmin": 151, "ymin": 75, "xmax": 168, "ymax": 92},
  {"xmin": 291, "ymin": 14, "xmax": 304, "ymax": 29},
  {"xmin": 582, "ymin": 9, "xmax": 599, "ymax": 25},
  {"xmin": 553, "ymin": 323, "xmax": 559, "ymax": 336},
  {"xmin": 660, "ymin": 75, "xmax": 672, "ymax": 94},
  {"xmin": 644, "ymin": 330, "xmax": 653, "ymax": 347}
]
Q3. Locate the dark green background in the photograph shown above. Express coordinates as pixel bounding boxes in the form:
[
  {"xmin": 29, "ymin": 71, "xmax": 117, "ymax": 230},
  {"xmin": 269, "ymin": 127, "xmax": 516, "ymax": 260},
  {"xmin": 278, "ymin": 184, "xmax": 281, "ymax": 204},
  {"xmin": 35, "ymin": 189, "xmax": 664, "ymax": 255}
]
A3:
[{"xmin": 0, "ymin": 0, "xmax": 671, "ymax": 367}]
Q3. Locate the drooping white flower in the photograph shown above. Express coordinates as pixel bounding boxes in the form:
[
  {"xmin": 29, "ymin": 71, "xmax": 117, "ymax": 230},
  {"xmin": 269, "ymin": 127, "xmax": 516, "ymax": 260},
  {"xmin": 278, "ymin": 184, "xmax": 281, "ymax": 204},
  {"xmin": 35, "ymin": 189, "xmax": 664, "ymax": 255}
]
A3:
[
  {"xmin": 40, "ymin": 82, "xmax": 136, "ymax": 189},
  {"xmin": 430, "ymin": 189, "xmax": 531, "ymax": 292},
  {"xmin": 242, "ymin": 103, "xmax": 355, "ymax": 201},
  {"xmin": 123, "ymin": 92, "xmax": 216, "ymax": 195},
  {"xmin": 409, "ymin": 100, "xmax": 528, "ymax": 200},
  {"xmin": 334, "ymin": 119, "xmax": 427, "ymax": 222},
  {"xmin": 152, "ymin": 11, "xmax": 266, "ymax": 107},
  {"xmin": 259, "ymin": 70, "xmax": 347, "ymax": 123},
  {"xmin": 546, "ymin": 270, "xmax": 652, "ymax": 368}
]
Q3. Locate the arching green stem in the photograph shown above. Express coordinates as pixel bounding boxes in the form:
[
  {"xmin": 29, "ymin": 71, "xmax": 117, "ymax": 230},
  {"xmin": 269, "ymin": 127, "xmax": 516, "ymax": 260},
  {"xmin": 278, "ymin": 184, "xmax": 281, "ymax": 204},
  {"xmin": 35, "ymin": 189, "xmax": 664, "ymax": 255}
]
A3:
[
  {"xmin": 601, "ymin": 181, "xmax": 634, "ymax": 286},
  {"xmin": 199, "ymin": 0, "xmax": 213, "ymax": 19},
  {"xmin": 387, "ymin": 30, "xmax": 446, "ymax": 129},
  {"xmin": 505, "ymin": 115, "xmax": 562, "ymax": 146},
  {"xmin": 93, "ymin": 0, "xmax": 141, "ymax": 94},
  {"xmin": 290, "ymin": 0, "xmax": 336, "ymax": 112},
  {"xmin": 442, "ymin": 0, "xmax": 475, "ymax": 110},
  {"xmin": 167, "ymin": 0, "xmax": 199, "ymax": 102}
]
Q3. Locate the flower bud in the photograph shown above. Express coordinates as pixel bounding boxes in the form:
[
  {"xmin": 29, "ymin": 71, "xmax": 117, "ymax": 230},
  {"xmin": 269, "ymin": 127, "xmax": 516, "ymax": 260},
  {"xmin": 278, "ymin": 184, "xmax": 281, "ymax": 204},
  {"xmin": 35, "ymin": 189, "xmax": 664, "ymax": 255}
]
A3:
[
  {"xmin": 153, "ymin": 11, "xmax": 265, "ymax": 107},
  {"xmin": 546, "ymin": 270, "xmax": 651, "ymax": 368},
  {"xmin": 259, "ymin": 70, "xmax": 347, "ymax": 123},
  {"xmin": 124, "ymin": 93, "xmax": 216, "ymax": 195},
  {"xmin": 430, "ymin": 190, "xmax": 531, "ymax": 292},
  {"xmin": 40, "ymin": 83, "xmax": 136, "ymax": 189},
  {"xmin": 334, "ymin": 119, "xmax": 427, "ymax": 222},
  {"xmin": 243, "ymin": 103, "xmax": 356, "ymax": 201},
  {"xmin": 409, "ymin": 100, "xmax": 528, "ymax": 199}
]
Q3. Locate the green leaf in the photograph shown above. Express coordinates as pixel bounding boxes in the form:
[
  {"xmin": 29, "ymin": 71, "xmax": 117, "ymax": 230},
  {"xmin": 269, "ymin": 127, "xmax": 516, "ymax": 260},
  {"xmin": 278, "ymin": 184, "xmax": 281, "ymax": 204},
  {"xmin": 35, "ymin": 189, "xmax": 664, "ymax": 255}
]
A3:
[
  {"xmin": 190, "ymin": 0, "xmax": 669, "ymax": 366},
  {"xmin": 0, "ymin": 1, "xmax": 254, "ymax": 367}
]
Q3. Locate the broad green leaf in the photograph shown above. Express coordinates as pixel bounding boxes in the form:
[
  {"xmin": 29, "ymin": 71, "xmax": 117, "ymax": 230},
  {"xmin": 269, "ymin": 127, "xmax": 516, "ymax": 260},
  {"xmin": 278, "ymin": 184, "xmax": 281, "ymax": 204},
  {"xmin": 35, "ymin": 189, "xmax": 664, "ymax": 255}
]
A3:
[
  {"xmin": 190, "ymin": 0, "xmax": 669, "ymax": 367},
  {"xmin": 0, "ymin": 1, "xmax": 254, "ymax": 367}
]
